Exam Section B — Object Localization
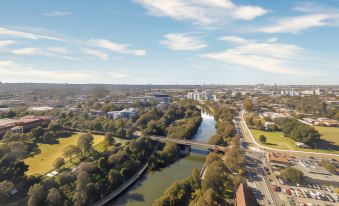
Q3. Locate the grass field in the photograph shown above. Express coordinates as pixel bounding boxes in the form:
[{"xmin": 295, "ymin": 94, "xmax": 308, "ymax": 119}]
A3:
[
  {"xmin": 251, "ymin": 128, "xmax": 339, "ymax": 155},
  {"xmin": 24, "ymin": 133, "xmax": 104, "ymax": 175},
  {"xmin": 315, "ymin": 126, "xmax": 339, "ymax": 151}
]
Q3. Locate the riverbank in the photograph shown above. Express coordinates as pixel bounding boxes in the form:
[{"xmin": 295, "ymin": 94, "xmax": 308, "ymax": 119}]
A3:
[{"xmin": 110, "ymin": 112, "xmax": 216, "ymax": 206}]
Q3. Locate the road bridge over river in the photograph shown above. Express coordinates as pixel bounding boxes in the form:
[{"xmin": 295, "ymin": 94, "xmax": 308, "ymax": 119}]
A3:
[{"xmin": 149, "ymin": 136, "xmax": 228, "ymax": 152}]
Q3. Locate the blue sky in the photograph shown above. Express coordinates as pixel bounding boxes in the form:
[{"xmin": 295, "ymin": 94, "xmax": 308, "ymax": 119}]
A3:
[{"xmin": 0, "ymin": 0, "xmax": 338, "ymax": 84}]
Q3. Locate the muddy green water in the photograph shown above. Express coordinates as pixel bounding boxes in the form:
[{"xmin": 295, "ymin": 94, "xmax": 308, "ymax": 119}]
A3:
[{"xmin": 111, "ymin": 113, "xmax": 216, "ymax": 206}]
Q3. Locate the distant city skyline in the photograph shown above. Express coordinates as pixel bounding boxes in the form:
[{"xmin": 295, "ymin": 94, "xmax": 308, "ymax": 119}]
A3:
[{"xmin": 0, "ymin": 0, "xmax": 339, "ymax": 84}]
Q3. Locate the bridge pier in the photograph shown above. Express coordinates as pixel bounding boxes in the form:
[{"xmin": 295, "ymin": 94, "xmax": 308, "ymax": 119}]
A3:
[{"xmin": 179, "ymin": 144, "xmax": 191, "ymax": 155}]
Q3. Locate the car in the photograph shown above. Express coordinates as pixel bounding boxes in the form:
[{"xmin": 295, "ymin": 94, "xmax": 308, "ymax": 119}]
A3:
[
  {"xmin": 291, "ymin": 190, "xmax": 296, "ymax": 196},
  {"xmin": 325, "ymin": 186, "xmax": 331, "ymax": 192},
  {"xmin": 331, "ymin": 194, "xmax": 338, "ymax": 201},
  {"xmin": 287, "ymin": 189, "xmax": 292, "ymax": 196},
  {"xmin": 326, "ymin": 195, "xmax": 334, "ymax": 202},
  {"xmin": 307, "ymin": 184, "xmax": 312, "ymax": 188},
  {"xmin": 309, "ymin": 191, "xmax": 316, "ymax": 199}
]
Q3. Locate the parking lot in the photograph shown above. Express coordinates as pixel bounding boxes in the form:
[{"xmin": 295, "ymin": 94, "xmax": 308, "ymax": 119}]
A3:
[{"xmin": 279, "ymin": 180, "xmax": 338, "ymax": 206}]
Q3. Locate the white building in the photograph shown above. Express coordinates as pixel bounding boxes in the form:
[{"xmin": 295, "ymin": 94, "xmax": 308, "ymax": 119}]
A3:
[
  {"xmin": 187, "ymin": 90, "xmax": 213, "ymax": 101},
  {"xmin": 280, "ymin": 90, "xmax": 300, "ymax": 96},
  {"xmin": 107, "ymin": 108, "xmax": 138, "ymax": 120}
]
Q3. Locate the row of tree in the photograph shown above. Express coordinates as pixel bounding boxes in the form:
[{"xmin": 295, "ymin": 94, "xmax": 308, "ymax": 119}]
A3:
[
  {"xmin": 277, "ymin": 118, "xmax": 320, "ymax": 145},
  {"xmin": 209, "ymin": 105, "xmax": 236, "ymax": 146}
]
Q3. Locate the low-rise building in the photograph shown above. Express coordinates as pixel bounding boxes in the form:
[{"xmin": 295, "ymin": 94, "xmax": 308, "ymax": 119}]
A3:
[
  {"xmin": 235, "ymin": 183, "xmax": 259, "ymax": 206},
  {"xmin": 107, "ymin": 108, "xmax": 138, "ymax": 120},
  {"xmin": 0, "ymin": 115, "xmax": 50, "ymax": 135},
  {"xmin": 266, "ymin": 152, "xmax": 291, "ymax": 169},
  {"xmin": 187, "ymin": 90, "xmax": 213, "ymax": 101},
  {"xmin": 88, "ymin": 109, "xmax": 105, "ymax": 117},
  {"xmin": 154, "ymin": 94, "xmax": 170, "ymax": 103}
]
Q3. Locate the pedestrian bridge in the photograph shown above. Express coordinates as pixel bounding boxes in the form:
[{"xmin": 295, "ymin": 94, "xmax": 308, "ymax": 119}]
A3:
[{"xmin": 149, "ymin": 136, "xmax": 228, "ymax": 152}]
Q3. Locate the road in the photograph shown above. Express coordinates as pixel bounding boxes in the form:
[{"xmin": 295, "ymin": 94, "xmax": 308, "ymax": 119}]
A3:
[{"xmin": 235, "ymin": 116, "xmax": 284, "ymax": 206}]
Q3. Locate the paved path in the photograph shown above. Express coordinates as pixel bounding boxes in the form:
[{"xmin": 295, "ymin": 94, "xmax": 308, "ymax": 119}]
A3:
[
  {"xmin": 92, "ymin": 163, "xmax": 148, "ymax": 206},
  {"xmin": 240, "ymin": 110, "xmax": 339, "ymax": 158}
]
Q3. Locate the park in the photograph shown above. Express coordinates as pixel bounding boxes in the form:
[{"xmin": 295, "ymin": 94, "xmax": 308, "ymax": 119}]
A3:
[
  {"xmin": 23, "ymin": 133, "xmax": 104, "ymax": 175},
  {"xmin": 251, "ymin": 126, "xmax": 339, "ymax": 154}
]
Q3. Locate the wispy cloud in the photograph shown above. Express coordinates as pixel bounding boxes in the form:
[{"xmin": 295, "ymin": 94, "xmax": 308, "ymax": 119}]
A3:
[
  {"xmin": 0, "ymin": 40, "xmax": 16, "ymax": 48},
  {"xmin": 259, "ymin": 2, "xmax": 339, "ymax": 34},
  {"xmin": 219, "ymin": 36, "xmax": 254, "ymax": 44},
  {"xmin": 88, "ymin": 38, "xmax": 146, "ymax": 56},
  {"xmin": 12, "ymin": 47, "xmax": 80, "ymax": 61},
  {"xmin": 160, "ymin": 33, "xmax": 207, "ymax": 51},
  {"xmin": 0, "ymin": 27, "xmax": 63, "ymax": 41},
  {"xmin": 260, "ymin": 14, "xmax": 334, "ymax": 34},
  {"xmin": 134, "ymin": 0, "xmax": 267, "ymax": 25},
  {"xmin": 42, "ymin": 11, "xmax": 71, "ymax": 16},
  {"xmin": 13, "ymin": 47, "xmax": 47, "ymax": 55},
  {"xmin": 202, "ymin": 36, "xmax": 312, "ymax": 75},
  {"xmin": 82, "ymin": 48, "xmax": 109, "ymax": 60},
  {"xmin": 0, "ymin": 60, "xmax": 128, "ymax": 83}
]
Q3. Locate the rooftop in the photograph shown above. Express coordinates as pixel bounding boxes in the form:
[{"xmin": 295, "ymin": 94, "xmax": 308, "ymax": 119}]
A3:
[
  {"xmin": 235, "ymin": 183, "xmax": 258, "ymax": 206},
  {"xmin": 267, "ymin": 152, "xmax": 291, "ymax": 164}
]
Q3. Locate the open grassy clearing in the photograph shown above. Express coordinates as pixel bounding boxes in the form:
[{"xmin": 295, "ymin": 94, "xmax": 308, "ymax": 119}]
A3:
[
  {"xmin": 315, "ymin": 126, "xmax": 339, "ymax": 151},
  {"xmin": 251, "ymin": 129, "xmax": 339, "ymax": 154},
  {"xmin": 24, "ymin": 133, "xmax": 104, "ymax": 175}
]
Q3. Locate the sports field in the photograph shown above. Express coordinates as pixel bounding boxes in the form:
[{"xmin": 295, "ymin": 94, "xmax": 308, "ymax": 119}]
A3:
[{"xmin": 24, "ymin": 133, "xmax": 104, "ymax": 175}]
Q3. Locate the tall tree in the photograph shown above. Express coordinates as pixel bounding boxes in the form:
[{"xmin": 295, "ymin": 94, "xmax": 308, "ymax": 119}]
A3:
[
  {"xmin": 27, "ymin": 183, "xmax": 45, "ymax": 206},
  {"xmin": 46, "ymin": 188, "xmax": 62, "ymax": 206},
  {"xmin": 77, "ymin": 133, "xmax": 94, "ymax": 155}
]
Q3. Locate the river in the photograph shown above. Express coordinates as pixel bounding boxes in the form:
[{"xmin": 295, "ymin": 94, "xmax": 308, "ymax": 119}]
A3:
[{"xmin": 110, "ymin": 112, "xmax": 216, "ymax": 206}]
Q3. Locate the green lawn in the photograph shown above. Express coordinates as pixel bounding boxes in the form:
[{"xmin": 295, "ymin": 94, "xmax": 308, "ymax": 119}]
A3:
[
  {"xmin": 24, "ymin": 133, "xmax": 104, "ymax": 175},
  {"xmin": 94, "ymin": 137, "xmax": 128, "ymax": 152},
  {"xmin": 251, "ymin": 130, "xmax": 296, "ymax": 150},
  {"xmin": 251, "ymin": 129, "xmax": 339, "ymax": 154},
  {"xmin": 315, "ymin": 126, "xmax": 339, "ymax": 151}
]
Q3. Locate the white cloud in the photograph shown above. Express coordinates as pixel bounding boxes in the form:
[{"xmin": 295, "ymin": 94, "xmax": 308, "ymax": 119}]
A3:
[
  {"xmin": 134, "ymin": 0, "xmax": 267, "ymax": 25},
  {"xmin": 0, "ymin": 27, "xmax": 62, "ymax": 41},
  {"xmin": 13, "ymin": 47, "xmax": 47, "ymax": 55},
  {"xmin": 88, "ymin": 38, "xmax": 146, "ymax": 56},
  {"xmin": 160, "ymin": 33, "xmax": 207, "ymax": 51},
  {"xmin": 0, "ymin": 40, "xmax": 16, "ymax": 48},
  {"xmin": 231, "ymin": 6, "xmax": 267, "ymax": 20},
  {"xmin": 47, "ymin": 47, "xmax": 68, "ymax": 53},
  {"xmin": 260, "ymin": 14, "xmax": 336, "ymax": 34},
  {"xmin": 0, "ymin": 60, "xmax": 127, "ymax": 83},
  {"xmin": 203, "ymin": 36, "xmax": 309, "ymax": 75},
  {"xmin": 12, "ymin": 47, "xmax": 81, "ymax": 61},
  {"xmin": 82, "ymin": 48, "xmax": 109, "ymax": 60},
  {"xmin": 219, "ymin": 36, "xmax": 254, "ymax": 44},
  {"xmin": 42, "ymin": 11, "xmax": 71, "ymax": 16}
]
